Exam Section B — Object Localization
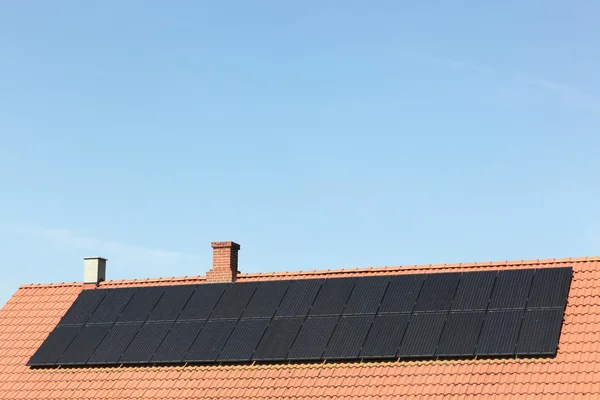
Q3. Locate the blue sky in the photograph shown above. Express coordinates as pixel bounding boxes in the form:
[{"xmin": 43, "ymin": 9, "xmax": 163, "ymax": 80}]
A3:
[{"xmin": 1, "ymin": 2, "xmax": 599, "ymax": 306}]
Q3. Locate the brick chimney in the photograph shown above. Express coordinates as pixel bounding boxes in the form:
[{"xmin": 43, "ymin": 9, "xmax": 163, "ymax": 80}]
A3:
[
  {"xmin": 83, "ymin": 257, "xmax": 106, "ymax": 288},
  {"xmin": 207, "ymin": 241, "xmax": 240, "ymax": 283}
]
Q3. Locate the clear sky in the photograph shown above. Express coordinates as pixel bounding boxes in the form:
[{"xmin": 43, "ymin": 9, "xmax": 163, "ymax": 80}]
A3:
[{"xmin": 1, "ymin": 2, "xmax": 599, "ymax": 306}]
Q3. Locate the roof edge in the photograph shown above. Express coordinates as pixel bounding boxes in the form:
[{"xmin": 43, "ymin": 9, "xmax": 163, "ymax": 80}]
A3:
[{"xmin": 17, "ymin": 255, "xmax": 600, "ymax": 289}]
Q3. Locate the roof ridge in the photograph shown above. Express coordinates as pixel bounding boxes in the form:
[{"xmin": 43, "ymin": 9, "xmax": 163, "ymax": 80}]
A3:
[{"xmin": 17, "ymin": 255, "xmax": 600, "ymax": 289}]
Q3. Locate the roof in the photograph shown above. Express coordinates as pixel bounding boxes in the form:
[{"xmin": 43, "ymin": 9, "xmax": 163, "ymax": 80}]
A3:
[{"xmin": 1, "ymin": 256, "xmax": 600, "ymax": 399}]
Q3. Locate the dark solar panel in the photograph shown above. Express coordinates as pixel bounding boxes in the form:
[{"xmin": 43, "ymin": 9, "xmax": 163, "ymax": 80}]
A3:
[
  {"xmin": 59, "ymin": 290, "xmax": 106, "ymax": 326},
  {"xmin": 516, "ymin": 309, "xmax": 564, "ymax": 356},
  {"xmin": 184, "ymin": 320, "xmax": 237, "ymax": 362},
  {"xmin": 343, "ymin": 276, "xmax": 389, "ymax": 315},
  {"xmin": 217, "ymin": 319, "xmax": 270, "ymax": 362},
  {"xmin": 378, "ymin": 274, "xmax": 425, "ymax": 314},
  {"xmin": 451, "ymin": 271, "xmax": 497, "ymax": 311},
  {"xmin": 146, "ymin": 285, "xmax": 196, "ymax": 322},
  {"xmin": 87, "ymin": 323, "xmax": 142, "ymax": 364},
  {"xmin": 309, "ymin": 278, "xmax": 356, "ymax": 317},
  {"xmin": 413, "ymin": 273, "xmax": 461, "ymax": 313},
  {"xmin": 119, "ymin": 322, "xmax": 173, "ymax": 363},
  {"xmin": 488, "ymin": 269, "xmax": 534, "ymax": 310},
  {"xmin": 476, "ymin": 310, "xmax": 523, "ymax": 356},
  {"xmin": 360, "ymin": 314, "xmax": 410, "ymax": 359},
  {"xmin": 57, "ymin": 324, "xmax": 111, "ymax": 365},
  {"xmin": 27, "ymin": 326, "xmax": 80, "ymax": 366},
  {"xmin": 323, "ymin": 315, "xmax": 374, "ymax": 360},
  {"xmin": 178, "ymin": 283, "xmax": 226, "ymax": 321},
  {"xmin": 287, "ymin": 316, "xmax": 338, "ymax": 360},
  {"xmin": 253, "ymin": 318, "xmax": 304, "ymax": 361},
  {"xmin": 152, "ymin": 320, "xmax": 205, "ymax": 363},
  {"xmin": 398, "ymin": 313, "xmax": 447, "ymax": 358},
  {"xmin": 436, "ymin": 312, "xmax": 485, "ymax": 357},
  {"xmin": 242, "ymin": 281, "xmax": 289, "ymax": 319},
  {"xmin": 116, "ymin": 287, "xmax": 164, "ymax": 323},
  {"xmin": 209, "ymin": 282, "xmax": 258, "ymax": 320},
  {"xmin": 527, "ymin": 268, "xmax": 572, "ymax": 309},
  {"xmin": 275, "ymin": 279, "xmax": 323, "ymax": 317},
  {"xmin": 86, "ymin": 288, "xmax": 135, "ymax": 324}
]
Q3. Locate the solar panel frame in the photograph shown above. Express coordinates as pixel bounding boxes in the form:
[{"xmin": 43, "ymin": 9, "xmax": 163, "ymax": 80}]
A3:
[
  {"xmin": 287, "ymin": 316, "xmax": 338, "ymax": 361},
  {"xmin": 488, "ymin": 269, "xmax": 535, "ymax": 311},
  {"xmin": 252, "ymin": 317, "xmax": 305, "ymax": 361},
  {"xmin": 527, "ymin": 267, "xmax": 573, "ymax": 309},
  {"xmin": 360, "ymin": 314, "xmax": 411, "ymax": 359},
  {"xmin": 217, "ymin": 318, "xmax": 270, "ymax": 362},
  {"xmin": 87, "ymin": 322, "xmax": 142, "ymax": 365},
  {"xmin": 86, "ymin": 288, "xmax": 136, "ymax": 325},
  {"xmin": 184, "ymin": 319, "xmax": 237, "ymax": 362},
  {"xmin": 178, "ymin": 283, "xmax": 227, "ymax": 321},
  {"xmin": 476, "ymin": 310, "xmax": 524, "ymax": 356},
  {"xmin": 209, "ymin": 282, "xmax": 258, "ymax": 320},
  {"xmin": 58, "ymin": 290, "xmax": 106, "ymax": 326},
  {"xmin": 378, "ymin": 274, "xmax": 425, "ymax": 314},
  {"xmin": 308, "ymin": 277, "xmax": 356, "ymax": 317},
  {"xmin": 436, "ymin": 312, "xmax": 486, "ymax": 357},
  {"xmin": 27, "ymin": 326, "xmax": 80, "ymax": 366},
  {"xmin": 275, "ymin": 279, "xmax": 323, "ymax": 318},
  {"xmin": 516, "ymin": 309, "xmax": 564, "ymax": 356},
  {"xmin": 151, "ymin": 320, "xmax": 205, "ymax": 363},
  {"xmin": 241, "ymin": 281, "xmax": 289, "ymax": 319},
  {"xmin": 343, "ymin": 276, "xmax": 390, "ymax": 315},
  {"xmin": 413, "ymin": 272, "xmax": 461, "ymax": 313},
  {"xmin": 323, "ymin": 315, "xmax": 374, "ymax": 360},
  {"xmin": 451, "ymin": 271, "xmax": 497, "ymax": 312},
  {"xmin": 119, "ymin": 322, "xmax": 173, "ymax": 364},
  {"xmin": 146, "ymin": 285, "xmax": 196, "ymax": 322},
  {"xmin": 57, "ymin": 324, "xmax": 111, "ymax": 365},
  {"xmin": 397, "ymin": 312, "xmax": 447, "ymax": 358},
  {"xmin": 116, "ymin": 287, "xmax": 165, "ymax": 323}
]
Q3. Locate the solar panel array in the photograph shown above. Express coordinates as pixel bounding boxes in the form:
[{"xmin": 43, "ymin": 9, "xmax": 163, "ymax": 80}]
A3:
[{"xmin": 27, "ymin": 267, "xmax": 572, "ymax": 367}]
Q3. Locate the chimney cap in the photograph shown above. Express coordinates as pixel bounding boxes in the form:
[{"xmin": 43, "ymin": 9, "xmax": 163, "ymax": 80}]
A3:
[{"xmin": 211, "ymin": 241, "xmax": 240, "ymax": 250}]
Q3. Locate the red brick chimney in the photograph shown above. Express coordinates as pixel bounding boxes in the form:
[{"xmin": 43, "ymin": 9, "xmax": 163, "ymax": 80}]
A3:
[{"xmin": 207, "ymin": 241, "xmax": 240, "ymax": 283}]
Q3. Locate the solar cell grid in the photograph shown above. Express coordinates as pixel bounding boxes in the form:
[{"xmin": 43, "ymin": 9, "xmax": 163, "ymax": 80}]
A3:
[
  {"xmin": 178, "ymin": 283, "xmax": 226, "ymax": 321},
  {"xmin": 343, "ymin": 276, "xmax": 389, "ymax": 315},
  {"xmin": 309, "ymin": 278, "xmax": 355, "ymax": 316},
  {"xmin": 210, "ymin": 282, "xmax": 258, "ymax": 319},
  {"xmin": 287, "ymin": 316, "xmax": 338, "ymax": 360},
  {"xmin": 242, "ymin": 281, "xmax": 289, "ymax": 319},
  {"xmin": 360, "ymin": 314, "xmax": 410, "ymax": 359},
  {"xmin": 253, "ymin": 318, "xmax": 304, "ymax": 361},
  {"xmin": 413, "ymin": 272, "xmax": 461, "ymax": 313},
  {"xmin": 58, "ymin": 290, "xmax": 106, "ymax": 326},
  {"xmin": 275, "ymin": 279, "xmax": 323, "ymax": 317},
  {"xmin": 378, "ymin": 274, "xmax": 425, "ymax": 314},
  {"xmin": 488, "ymin": 269, "xmax": 534, "ymax": 310}
]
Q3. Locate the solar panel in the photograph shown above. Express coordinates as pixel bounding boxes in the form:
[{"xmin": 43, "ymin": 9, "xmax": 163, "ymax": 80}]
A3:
[
  {"xmin": 398, "ymin": 313, "xmax": 447, "ymax": 358},
  {"xmin": 87, "ymin": 323, "xmax": 142, "ymax": 364},
  {"xmin": 488, "ymin": 269, "xmax": 534, "ymax": 310},
  {"xmin": 436, "ymin": 312, "xmax": 485, "ymax": 357},
  {"xmin": 146, "ymin": 285, "xmax": 196, "ymax": 322},
  {"xmin": 476, "ymin": 310, "xmax": 523, "ymax": 356},
  {"xmin": 217, "ymin": 319, "xmax": 270, "ymax": 362},
  {"xmin": 119, "ymin": 322, "xmax": 173, "ymax": 363},
  {"xmin": 275, "ymin": 279, "xmax": 323, "ymax": 317},
  {"xmin": 242, "ymin": 281, "xmax": 289, "ymax": 319},
  {"xmin": 287, "ymin": 316, "xmax": 338, "ymax": 360},
  {"xmin": 451, "ymin": 271, "xmax": 496, "ymax": 311},
  {"xmin": 209, "ymin": 282, "xmax": 258, "ymax": 320},
  {"xmin": 86, "ymin": 288, "xmax": 135, "ymax": 324},
  {"xmin": 343, "ymin": 276, "xmax": 389, "ymax": 315},
  {"xmin": 309, "ymin": 278, "xmax": 355, "ymax": 317},
  {"xmin": 59, "ymin": 290, "xmax": 106, "ymax": 326},
  {"xmin": 516, "ymin": 309, "xmax": 564, "ymax": 356},
  {"xmin": 27, "ymin": 326, "xmax": 80, "ymax": 366},
  {"xmin": 323, "ymin": 315, "xmax": 374, "ymax": 360},
  {"xmin": 413, "ymin": 272, "xmax": 461, "ymax": 313},
  {"xmin": 378, "ymin": 274, "xmax": 425, "ymax": 314},
  {"xmin": 152, "ymin": 321, "xmax": 205, "ymax": 363},
  {"xmin": 253, "ymin": 318, "xmax": 304, "ymax": 361},
  {"xmin": 57, "ymin": 324, "xmax": 111, "ymax": 365},
  {"xmin": 527, "ymin": 268, "xmax": 572, "ymax": 309},
  {"xmin": 116, "ymin": 287, "xmax": 164, "ymax": 323},
  {"xmin": 184, "ymin": 319, "xmax": 237, "ymax": 362},
  {"xmin": 178, "ymin": 283, "xmax": 226, "ymax": 321},
  {"xmin": 360, "ymin": 314, "xmax": 410, "ymax": 359}
]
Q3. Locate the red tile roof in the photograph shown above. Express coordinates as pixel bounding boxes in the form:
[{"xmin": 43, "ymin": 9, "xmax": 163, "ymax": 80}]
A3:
[{"xmin": 1, "ymin": 256, "xmax": 599, "ymax": 399}]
